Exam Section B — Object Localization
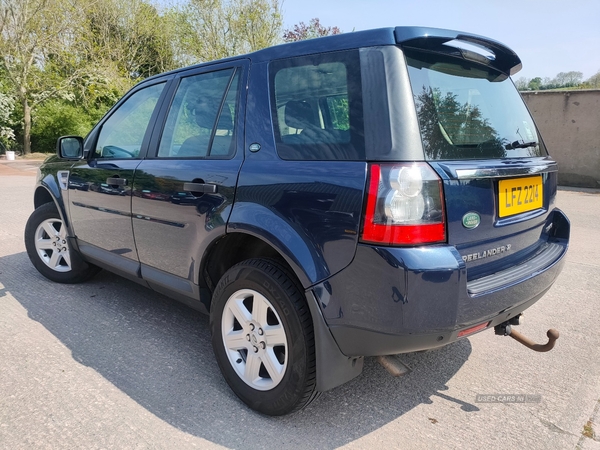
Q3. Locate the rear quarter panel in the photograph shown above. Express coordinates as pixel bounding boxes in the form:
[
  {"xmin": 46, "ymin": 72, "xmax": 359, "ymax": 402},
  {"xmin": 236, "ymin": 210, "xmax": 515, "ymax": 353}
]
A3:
[
  {"xmin": 230, "ymin": 160, "xmax": 367, "ymax": 287},
  {"xmin": 232, "ymin": 60, "xmax": 368, "ymax": 287}
]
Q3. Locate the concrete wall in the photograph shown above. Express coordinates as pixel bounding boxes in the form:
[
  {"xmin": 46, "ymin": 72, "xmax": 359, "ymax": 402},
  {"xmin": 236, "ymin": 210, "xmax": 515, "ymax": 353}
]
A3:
[{"xmin": 521, "ymin": 90, "xmax": 600, "ymax": 188}]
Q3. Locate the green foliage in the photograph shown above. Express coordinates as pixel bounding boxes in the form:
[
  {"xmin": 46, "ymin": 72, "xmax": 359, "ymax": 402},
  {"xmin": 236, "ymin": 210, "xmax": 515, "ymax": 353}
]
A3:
[
  {"xmin": 82, "ymin": 0, "xmax": 177, "ymax": 79},
  {"xmin": 0, "ymin": 0, "xmax": 594, "ymax": 156},
  {"xmin": 415, "ymin": 87, "xmax": 505, "ymax": 160},
  {"xmin": 0, "ymin": 0, "xmax": 177, "ymax": 154},
  {"xmin": 516, "ymin": 71, "xmax": 593, "ymax": 91},
  {"xmin": 0, "ymin": 85, "xmax": 15, "ymax": 148},
  {"xmin": 174, "ymin": 0, "xmax": 283, "ymax": 63},
  {"xmin": 31, "ymin": 100, "xmax": 96, "ymax": 153},
  {"xmin": 327, "ymin": 96, "xmax": 349, "ymax": 131},
  {"xmin": 528, "ymin": 77, "xmax": 543, "ymax": 90},
  {"xmin": 0, "ymin": 0, "xmax": 81, "ymax": 153},
  {"xmin": 584, "ymin": 70, "xmax": 600, "ymax": 89}
]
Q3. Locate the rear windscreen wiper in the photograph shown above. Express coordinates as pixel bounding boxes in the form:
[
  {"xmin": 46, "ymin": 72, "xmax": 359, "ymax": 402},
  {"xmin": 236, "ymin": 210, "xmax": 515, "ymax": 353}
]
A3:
[{"xmin": 505, "ymin": 140, "xmax": 537, "ymax": 150}]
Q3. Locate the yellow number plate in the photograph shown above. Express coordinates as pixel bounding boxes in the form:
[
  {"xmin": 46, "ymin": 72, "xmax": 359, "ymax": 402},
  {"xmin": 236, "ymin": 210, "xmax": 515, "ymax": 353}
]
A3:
[{"xmin": 498, "ymin": 175, "xmax": 543, "ymax": 217}]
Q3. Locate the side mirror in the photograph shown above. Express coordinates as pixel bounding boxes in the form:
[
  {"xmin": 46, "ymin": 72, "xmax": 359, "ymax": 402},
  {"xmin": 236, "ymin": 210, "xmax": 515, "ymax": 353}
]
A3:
[{"xmin": 57, "ymin": 136, "xmax": 84, "ymax": 159}]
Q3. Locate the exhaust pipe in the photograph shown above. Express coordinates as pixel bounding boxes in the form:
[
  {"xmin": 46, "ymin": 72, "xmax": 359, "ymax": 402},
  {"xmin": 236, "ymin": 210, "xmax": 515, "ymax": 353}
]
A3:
[
  {"xmin": 376, "ymin": 355, "xmax": 412, "ymax": 377},
  {"xmin": 495, "ymin": 315, "xmax": 559, "ymax": 352}
]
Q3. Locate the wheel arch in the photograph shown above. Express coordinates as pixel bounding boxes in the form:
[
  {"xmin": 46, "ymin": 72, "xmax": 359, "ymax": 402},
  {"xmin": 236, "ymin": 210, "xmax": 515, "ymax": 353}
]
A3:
[
  {"xmin": 201, "ymin": 231, "xmax": 302, "ymax": 294},
  {"xmin": 34, "ymin": 176, "xmax": 72, "ymax": 234},
  {"xmin": 34, "ymin": 185, "xmax": 56, "ymax": 209},
  {"xmin": 224, "ymin": 202, "xmax": 331, "ymax": 289}
]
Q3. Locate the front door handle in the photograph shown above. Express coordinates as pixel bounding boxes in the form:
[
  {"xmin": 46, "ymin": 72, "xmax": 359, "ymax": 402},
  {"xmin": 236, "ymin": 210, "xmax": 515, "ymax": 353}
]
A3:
[
  {"xmin": 183, "ymin": 182, "xmax": 217, "ymax": 194},
  {"xmin": 106, "ymin": 177, "xmax": 127, "ymax": 186}
]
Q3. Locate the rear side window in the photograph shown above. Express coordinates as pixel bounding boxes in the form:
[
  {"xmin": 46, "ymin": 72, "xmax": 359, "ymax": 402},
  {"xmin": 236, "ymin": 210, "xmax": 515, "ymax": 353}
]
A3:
[
  {"xmin": 405, "ymin": 50, "xmax": 546, "ymax": 160},
  {"xmin": 269, "ymin": 50, "xmax": 365, "ymax": 160},
  {"xmin": 157, "ymin": 68, "xmax": 240, "ymax": 159}
]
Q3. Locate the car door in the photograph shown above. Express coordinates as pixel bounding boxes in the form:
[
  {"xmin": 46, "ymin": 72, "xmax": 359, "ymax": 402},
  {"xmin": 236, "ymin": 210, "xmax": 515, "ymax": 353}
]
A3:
[
  {"xmin": 131, "ymin": 61, "xmax": 248, "ymax": 307},
  {"xmin": 68, "ymin": 80, "xmax": 170, "ymax": 281}
]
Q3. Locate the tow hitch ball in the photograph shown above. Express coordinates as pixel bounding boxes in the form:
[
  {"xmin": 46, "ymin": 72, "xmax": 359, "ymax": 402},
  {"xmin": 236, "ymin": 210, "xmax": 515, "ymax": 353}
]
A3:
[{"xmin": 494, "ymin": 314, "xmax": 559, "ymax": 352}]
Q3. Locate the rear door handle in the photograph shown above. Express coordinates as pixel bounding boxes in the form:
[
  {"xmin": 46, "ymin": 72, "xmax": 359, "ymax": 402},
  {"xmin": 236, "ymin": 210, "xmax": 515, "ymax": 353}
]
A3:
[
  {"xmin": 106, "ymin": 177, "xmax": 127, "ymax": 186},
  {"xmin": 183, "ymin": 182, "xmax": 217, "ymax": 194}
]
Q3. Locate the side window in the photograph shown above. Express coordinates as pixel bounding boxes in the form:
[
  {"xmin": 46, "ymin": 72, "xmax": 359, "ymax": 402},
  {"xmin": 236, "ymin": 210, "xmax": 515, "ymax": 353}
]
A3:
[
  {"xmin": 95, "ymin": 82, "xmax": 165, "ymax": 159},
  {"xmin": 157, "ymin": 68, "xmax": 240, "ymax": 159},
  {"xmin": 270, "ymin": 50, "xmax": 365, "ymax": 161}
]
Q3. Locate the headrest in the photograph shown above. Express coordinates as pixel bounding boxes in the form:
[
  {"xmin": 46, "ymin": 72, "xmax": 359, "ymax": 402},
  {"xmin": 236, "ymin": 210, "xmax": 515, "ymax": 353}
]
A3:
[
  {"xmin": 284, "ymin": 100, "xmax": 315, "ymax": 129},
  {"xmin": 190, "ymin": 98, "xmax": 220, "ymax": 129}
]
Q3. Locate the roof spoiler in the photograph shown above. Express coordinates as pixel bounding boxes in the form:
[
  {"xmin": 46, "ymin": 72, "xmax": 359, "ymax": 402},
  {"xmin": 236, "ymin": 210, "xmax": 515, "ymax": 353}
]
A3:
[{"xmin": 394, "ymin": 26, "xmax": 522, "ymax": 76}]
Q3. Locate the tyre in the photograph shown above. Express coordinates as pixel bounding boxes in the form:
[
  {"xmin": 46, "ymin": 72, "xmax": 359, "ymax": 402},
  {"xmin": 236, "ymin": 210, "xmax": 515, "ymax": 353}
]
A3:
[
  {"xmin": 24, "ymin": 202, "xmax": 99, "ymax": 283},
  {"xmin": 210, "ymin": 258, "xmax": 319, "ymax": 416}
]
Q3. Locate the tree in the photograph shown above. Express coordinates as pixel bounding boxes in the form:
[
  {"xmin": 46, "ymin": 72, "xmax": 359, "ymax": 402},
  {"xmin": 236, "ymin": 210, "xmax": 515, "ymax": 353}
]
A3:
[
  {"xmin": 414, "ymin": 87, "xmax": 505, "ymax": 160},
  {"xmin": 527, "ymin": 77, "xmax": 543, "ymax": 91},
  {"xmin": 0, "ymin": 0, "xmax": 180, "ymax": 154},
  {"xmin": 516, "ymin": 71, "xmax": 590, "ymax": 91},
  {"xmin": 282, "ymin": 18, "xmax": 341, "ymax": 42},
  {"xmin": 542, "ymin": 77, "xmax": 554, "ymax": 88},
  {"xmin": 173, "ymin": 0, "xmax": 283, "ymax": 63},
  {"xmin": 83, "ymin": 0, "xmax": 177, "ymax": 80},
  {"xmin": 553, "ymin": 71, "xmax": 583, "ymax": 88},
  {"xmin": 0, "ymin": 0, "xmax": 84, "ymax": 154},
  {"xmin": 31, "ymin": 99, "xmax": 95, "ymax": 153},
  {"xmin": 585, "ymin": 70, "xmax": 600, "ymax": 89},
  {"xmin": 0, "ymin": 82, "xmax": 15, "ymax": 149},
  {"xmin": 514, "ymin": 77, "xmax": 529, "ymax": 91}
]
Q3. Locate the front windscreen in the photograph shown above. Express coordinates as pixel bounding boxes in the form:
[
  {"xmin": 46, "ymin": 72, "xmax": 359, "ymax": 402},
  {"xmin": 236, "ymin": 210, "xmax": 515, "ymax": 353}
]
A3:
[{"xmin": 405, "ymin": 50, "xmax": 546, "ymax": 160}]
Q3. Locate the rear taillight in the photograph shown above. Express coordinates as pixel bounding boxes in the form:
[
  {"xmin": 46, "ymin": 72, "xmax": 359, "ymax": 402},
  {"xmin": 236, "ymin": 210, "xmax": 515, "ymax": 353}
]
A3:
[{"xmin": 361, "ymin": 163, "xmax": 446, "ymax": 246}]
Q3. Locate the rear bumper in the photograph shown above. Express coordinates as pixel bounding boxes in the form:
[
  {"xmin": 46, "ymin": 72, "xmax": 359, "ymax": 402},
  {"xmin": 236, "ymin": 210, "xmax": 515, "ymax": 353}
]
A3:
[{"xmin": 312, "ymin": 209, "xmax": 569, "ymax": 357}]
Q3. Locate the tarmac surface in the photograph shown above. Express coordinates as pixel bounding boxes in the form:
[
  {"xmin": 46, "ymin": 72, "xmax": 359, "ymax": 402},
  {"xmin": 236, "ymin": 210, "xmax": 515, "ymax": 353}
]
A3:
[{"xmin": 1, "ymin": 159, "xmax": 599, "ymax": 449}]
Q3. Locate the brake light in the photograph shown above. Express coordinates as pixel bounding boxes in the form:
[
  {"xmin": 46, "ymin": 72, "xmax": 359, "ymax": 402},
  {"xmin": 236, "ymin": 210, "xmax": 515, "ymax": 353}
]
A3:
[{"xmin": 361, "ymin": 163, "xmax": 446, "ymax": 245}]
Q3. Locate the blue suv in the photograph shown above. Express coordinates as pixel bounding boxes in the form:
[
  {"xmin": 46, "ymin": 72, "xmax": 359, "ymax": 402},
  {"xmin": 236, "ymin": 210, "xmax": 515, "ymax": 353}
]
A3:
[{"xmin": 25, "ymin": 27, "xmax": 570, "ymax": 415}]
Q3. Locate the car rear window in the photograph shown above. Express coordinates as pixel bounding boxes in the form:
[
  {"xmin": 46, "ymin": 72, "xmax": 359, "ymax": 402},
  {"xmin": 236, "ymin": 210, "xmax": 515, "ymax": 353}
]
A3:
[
  {"xmin": 269, "ymin": 50, "xmax": 365, "ymax": 160},
  {"xmin": 405, "ymin": 50, "xmax": 547, "ymax": 160}
]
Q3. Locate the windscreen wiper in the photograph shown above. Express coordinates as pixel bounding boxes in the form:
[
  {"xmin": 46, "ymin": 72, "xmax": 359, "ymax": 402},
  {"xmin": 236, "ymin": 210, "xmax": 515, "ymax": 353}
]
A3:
[{"xmin": 505, "ymin": 140, "xmax": 537, "ymax": 150}]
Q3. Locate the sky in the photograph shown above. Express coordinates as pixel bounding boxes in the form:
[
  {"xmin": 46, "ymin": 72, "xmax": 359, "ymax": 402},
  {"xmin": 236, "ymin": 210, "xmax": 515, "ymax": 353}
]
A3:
[{"xmin": 280, "ymin": 0, "xmax": 600, "ymax": 81}]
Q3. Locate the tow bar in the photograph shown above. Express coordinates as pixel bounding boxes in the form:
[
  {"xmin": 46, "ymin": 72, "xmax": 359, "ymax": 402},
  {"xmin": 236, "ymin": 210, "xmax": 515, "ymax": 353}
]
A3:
[
  {"xmin": 494, "ymin": 314, "xmax": 559, "ymax": 352},
  {"xmin": 378, "ymin": 315, "xmax": 559, "ymax": 377}
]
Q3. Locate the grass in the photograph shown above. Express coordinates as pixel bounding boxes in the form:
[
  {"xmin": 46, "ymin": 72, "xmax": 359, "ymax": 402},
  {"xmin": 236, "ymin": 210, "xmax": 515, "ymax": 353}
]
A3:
[{"xmin": 583, "ymin": 420, "xmax": 595, "ymax": 439}]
